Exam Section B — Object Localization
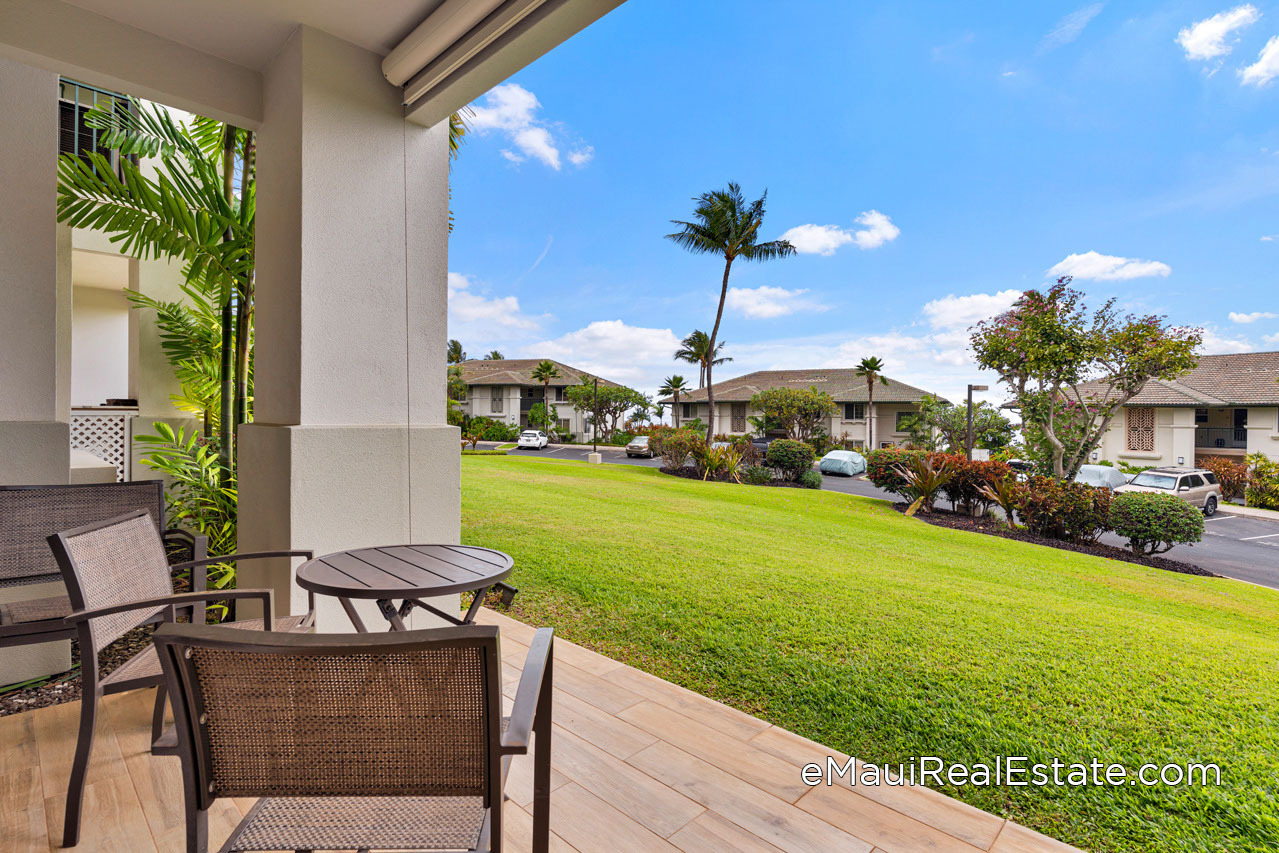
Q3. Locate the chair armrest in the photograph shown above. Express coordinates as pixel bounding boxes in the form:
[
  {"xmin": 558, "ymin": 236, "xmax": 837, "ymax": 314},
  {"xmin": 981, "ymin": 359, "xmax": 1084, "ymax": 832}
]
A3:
[
  {"xmin": 163, "ymin": 529, "xmax": 209, "ymax": 590},
  {"xmin": 64, "ymin": 588, "xmax": 275, "ymax": 627},
  {"xmin": 501, "ymin": 628, "xmax": 554, "ymax": 754},
  {"xmin": 168, "ymin": 550, "xmax": 313, "ymax": 573}
]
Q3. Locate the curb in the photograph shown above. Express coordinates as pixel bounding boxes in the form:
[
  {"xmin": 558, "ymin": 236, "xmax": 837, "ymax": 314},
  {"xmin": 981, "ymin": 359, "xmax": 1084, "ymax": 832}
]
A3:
[{"xmin": 1219, "ymin": 504, "xmax": 1279, "ymax": 522}]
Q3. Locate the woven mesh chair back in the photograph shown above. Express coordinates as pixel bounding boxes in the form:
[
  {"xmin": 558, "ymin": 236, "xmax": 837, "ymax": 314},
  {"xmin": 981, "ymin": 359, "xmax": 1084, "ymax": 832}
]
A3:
[
  {"xmin": 61, "ymin": 511, "xmax": 175, "ymax": 654},
  {"xmin": 0, "ymin": 481, "xmax": 163, "ymax": 588},
  {"xmin": 182, "ymin": 637, "xmax": 496, "ymax": 799}
]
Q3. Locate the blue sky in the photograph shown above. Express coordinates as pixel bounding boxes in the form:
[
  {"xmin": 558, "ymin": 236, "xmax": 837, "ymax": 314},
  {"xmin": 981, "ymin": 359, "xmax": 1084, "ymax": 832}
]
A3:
[{"xmin": 447, "ymin": 1, "xmax": 1279, "ymax": 405}]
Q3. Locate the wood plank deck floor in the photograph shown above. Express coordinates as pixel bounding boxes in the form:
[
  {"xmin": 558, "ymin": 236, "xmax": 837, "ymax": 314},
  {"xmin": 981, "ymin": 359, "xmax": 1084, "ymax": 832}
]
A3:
[{"xmin": 1, "ymin": 608, "xmax": 1079, "ymax": 852}]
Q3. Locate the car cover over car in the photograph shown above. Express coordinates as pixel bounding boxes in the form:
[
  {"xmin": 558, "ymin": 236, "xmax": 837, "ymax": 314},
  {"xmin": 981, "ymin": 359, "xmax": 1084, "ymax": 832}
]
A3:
[
  {"xmin": 1073, "ymin": 464, "xmax": 1128, "ymax": 490},
  {"xmin": 819, "ymin": 449, "xmax": 866, "ymax": 477}
]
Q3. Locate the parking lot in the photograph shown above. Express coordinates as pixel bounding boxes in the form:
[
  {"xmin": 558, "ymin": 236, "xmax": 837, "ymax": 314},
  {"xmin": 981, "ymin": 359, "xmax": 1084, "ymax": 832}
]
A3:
[{"xmin": 480, "ymin": 443, "xmax": 1279, "ymax": 590}]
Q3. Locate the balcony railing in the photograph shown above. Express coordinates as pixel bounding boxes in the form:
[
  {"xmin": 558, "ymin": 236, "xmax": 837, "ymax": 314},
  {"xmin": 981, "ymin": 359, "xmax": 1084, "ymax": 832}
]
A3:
[
  {"xmin": 1195, "ymin": 427, "xmax": 1247, "ymax": 450},
  {"xmin": 58, "ymin": 78, "xmax": 129, "ymax": 178}
]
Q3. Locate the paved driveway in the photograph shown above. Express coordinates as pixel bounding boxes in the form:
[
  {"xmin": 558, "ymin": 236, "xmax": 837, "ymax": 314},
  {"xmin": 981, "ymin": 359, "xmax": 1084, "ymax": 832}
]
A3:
[{"xmin": 477, "ymin": 444, "xmax": 1279, "ymax": 590}]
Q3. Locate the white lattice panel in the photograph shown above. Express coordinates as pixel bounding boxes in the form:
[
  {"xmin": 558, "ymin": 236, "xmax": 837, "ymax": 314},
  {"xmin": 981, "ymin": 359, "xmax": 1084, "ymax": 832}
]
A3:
[{"xmin": 71, "ymin": 412, "xmax": 130, "ymax": 481}]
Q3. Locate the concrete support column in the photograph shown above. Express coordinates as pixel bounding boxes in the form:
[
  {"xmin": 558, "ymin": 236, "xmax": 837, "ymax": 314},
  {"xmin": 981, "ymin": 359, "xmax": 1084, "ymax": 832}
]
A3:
[
  {"xmin": 0, "ymin": 58, "xmax": 70, "ymax": 485},
  {"xmin": 1170, "ymin": 409, "xmax": 1196, "ymax": 467},
  {"xmin": 238, "ymin": 27, "xmax": 459, "ymax": 631},
  {"xmin": 0, "ymin": 57, "xmax": 72, "ymax": 685}
]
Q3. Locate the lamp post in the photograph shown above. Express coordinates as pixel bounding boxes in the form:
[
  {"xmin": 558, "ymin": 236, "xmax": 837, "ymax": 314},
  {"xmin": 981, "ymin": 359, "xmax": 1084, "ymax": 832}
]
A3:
[
  {"xmin": 966, "ymin": 384, "xmax": 989, "ymax": 460},
  {"xmin": 592, "ymin": 376, "xmax": 599, "ymax": 454}
]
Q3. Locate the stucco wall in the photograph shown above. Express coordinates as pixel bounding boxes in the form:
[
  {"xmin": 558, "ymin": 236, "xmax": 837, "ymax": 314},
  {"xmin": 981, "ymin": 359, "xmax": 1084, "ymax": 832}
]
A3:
[{"xmin": 71, "ymin": 285, "xmax": 130, "ymax": 405}]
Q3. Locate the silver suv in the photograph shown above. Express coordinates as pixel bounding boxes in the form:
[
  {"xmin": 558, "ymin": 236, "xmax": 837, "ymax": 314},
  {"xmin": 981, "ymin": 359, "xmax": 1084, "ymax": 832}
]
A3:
[{"xmin": 1114, "ymin": 467, "xmax": 1224, "ymax": 516}]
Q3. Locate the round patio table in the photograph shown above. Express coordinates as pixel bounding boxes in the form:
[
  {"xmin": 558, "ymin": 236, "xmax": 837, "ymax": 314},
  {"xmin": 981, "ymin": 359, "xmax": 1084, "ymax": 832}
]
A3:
[{"xmin": 295, "ymin": 544, "xmax": 514, "ymax": 632}]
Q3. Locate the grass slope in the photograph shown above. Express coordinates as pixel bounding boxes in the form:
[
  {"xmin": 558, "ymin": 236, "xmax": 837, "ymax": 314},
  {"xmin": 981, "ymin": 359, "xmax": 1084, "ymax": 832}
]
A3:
[{"xmin": 461, "ymin": 457, "xmax": 1279, "ymax": 852}]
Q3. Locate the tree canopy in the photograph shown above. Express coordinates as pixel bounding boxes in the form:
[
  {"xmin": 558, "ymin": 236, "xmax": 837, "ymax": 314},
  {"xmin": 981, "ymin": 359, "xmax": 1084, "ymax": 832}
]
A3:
[
  {"xmin": 564, "ymin": 382, "xmax": 647, "ymax": 442},
  {"xmin": 971, "ymin": 279, "xmax": 1201, "ymax": 479},
  {"xmin": 749, "ymin": 386, "xmax": 838, "ymax": 442},
  {"xmin": 899, "ymin": 394, "xmax": 1016, "ymax": 453}
]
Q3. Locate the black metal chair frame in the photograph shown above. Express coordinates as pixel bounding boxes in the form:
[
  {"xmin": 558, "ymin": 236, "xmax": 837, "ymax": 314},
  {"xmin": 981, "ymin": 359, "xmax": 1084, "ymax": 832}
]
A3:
[
  {"xmin": 154, "ymin": 622, "xmax": 554, "ymax": 853},
  {"xmin": 48, "ymin": 509, "xmax": 315, "ymax": 848},
  {"xmin": 0, "ymin": 480, "xmax": 206, "ymax": 652}
]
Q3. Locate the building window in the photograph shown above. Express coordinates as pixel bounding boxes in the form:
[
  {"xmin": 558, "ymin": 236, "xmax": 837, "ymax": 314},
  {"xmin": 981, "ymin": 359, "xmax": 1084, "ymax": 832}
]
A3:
[
  {"xmin": 895, "ymin": 411, "xmax": 910, "ymax": 433},
  {"xmin": 1195, "ymin": 408, "xmax": 1208, "ymax": 424},
  {"xmin": 58, "ymin": 79, "xmax": 127, "ymax": 178},
  {"xmin": 682, "ymin": 403, "xmax": 692, "ymax": 419},
  {"xmin": 557, "ymin": 418, "xmax": 571, "ymax": 433},
  {"xmin": 554, "ymin": 386, "xmax": 567, "ymax": 402},
  {"xmin": 1126, "ymin": 407, "xmax": 1154, "ymax": 452},
  {"xmin": 850, "ymin": 439, "xmax": 865, "ymax": 449},
  {"xmin": 490, "ymin": 386, "xmax": 504, "ymax": 414},
  {"xmin": 843, "ymin": 402, "xmax": 865, "ymax": 420}
]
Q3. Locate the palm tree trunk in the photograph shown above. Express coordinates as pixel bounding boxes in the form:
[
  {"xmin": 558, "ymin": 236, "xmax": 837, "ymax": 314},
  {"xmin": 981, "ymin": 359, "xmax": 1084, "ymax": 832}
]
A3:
[
  {"xmin": 233, "ymin": 132, "xmax": 255, "ymax": 431},
  {"xmin": 866, "ymin": 380, "xmax": 874, "ymax": 450},
  {"xmin": 217, "ymin": 126, "xmax": 237, "ymax": 475},
  {"xmin": 704, "ymin": 256, "xmax": 733, "ymax": 441},
  {"xmin": 673, "ymin": 391, "xmax": 680, "ymax": 429}
]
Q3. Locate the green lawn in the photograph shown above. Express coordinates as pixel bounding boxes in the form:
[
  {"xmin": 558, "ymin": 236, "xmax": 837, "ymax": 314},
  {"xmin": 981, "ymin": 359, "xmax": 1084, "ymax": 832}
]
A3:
[{"xmin": 460, "ymin": 456, "xmax": 1279, "ymax": 853}]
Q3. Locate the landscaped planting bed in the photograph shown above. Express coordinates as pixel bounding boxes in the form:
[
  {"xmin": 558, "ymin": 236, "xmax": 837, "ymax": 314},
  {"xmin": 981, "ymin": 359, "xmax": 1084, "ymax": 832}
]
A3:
[{"xmin": 462, "ymin": 455, "xmax": 1279, "ymax": 853}]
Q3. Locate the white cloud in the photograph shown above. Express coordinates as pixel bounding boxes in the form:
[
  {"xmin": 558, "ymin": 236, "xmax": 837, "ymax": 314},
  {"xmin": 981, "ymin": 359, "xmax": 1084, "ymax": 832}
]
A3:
[
  {"xmin": 1200, "ymin": 327, "xmax": 1256, "ymax": 353},
  {"xmin": 1240, "ymin": 35, "xmax": 1279, "ymax": 86},
  {"xmin": 468, "ymin": 83, "xmax": 590, "ymax": 170},
  {"xmin": 921, "ymin": 290, "xmax": 1022, "ymax": 330},
  {"xmin": 1177, "ymin": 5, "xmax": 1260, "ymax": 61},
  {"xmin": 1265, "ymin": 333, "xmax": 1279, "ymax": 344},
  {"xmin": 726, "ymin": 286, "xmax": 828, "ymax": 319},
  {"xmin": 850, "ymin": 210, "xmax": 901, "ymax": 249},
  {"xmin": 447, "ymin": 272, "xmax": 548, "ymax": 346},
  {"xmin": 524, "ymin": 320, "xmax": 683, "ymax": 392},
  {"xmin": 778, "ymin": 224, "xmax": 853, "ymax": 255},
  {"xmin": 1047, "ymin": 251, "xmax": 1172, "ymax": 281},
  {"xmin": 1262, "ymin": 234, "xmax": 1276, "ymax": 241},
  {"xmin": 1229, "ymin": 311, "xmax": 1278, "ymax": 323},
  {"xmin": 780, "ymin": 210, "xmax": 900, "ymax": 255},
  {"xmin": 1039, "ymin": 3, "xmax": 1105, "ymax": 53}
]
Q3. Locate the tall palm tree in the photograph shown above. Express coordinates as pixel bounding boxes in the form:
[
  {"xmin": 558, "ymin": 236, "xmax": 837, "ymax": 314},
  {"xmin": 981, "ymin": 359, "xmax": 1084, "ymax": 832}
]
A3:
[
  {"xmin": 485, "ymin": 349, "xmax": 504, "ymax": 360},
  {"xmin": 855, "ymin": 356, "xmax": 890, "ymax": 450},
  {"xmin": 667, "ymin": 183, "xmax": 794, "ymax": 439},
  {"xmin": 530, "ymin": 360, "xmax": 560, "ymax": 432},
  {"xmin": 658, "ymin": 375, "xmax": 691, "ymax": 428},
  {"xmin": 674, "ymin": 330, "xmax": 732, "ymax": 389},
  {"xmin": 447, "ymin": 339, "xmax": 466, "ymax": 364}
]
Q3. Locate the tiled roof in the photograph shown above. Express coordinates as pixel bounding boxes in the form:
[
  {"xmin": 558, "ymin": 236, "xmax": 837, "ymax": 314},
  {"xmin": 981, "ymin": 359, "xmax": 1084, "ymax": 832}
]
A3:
[
  {"xmin": 456, "ymin": 359, "xmax": 622, "ymax": 389},
  {"xmin": 663, "ymin": 368, "xmax": 945, "ymax": 404},
  {"xmin": 1076, "ymin": 351, "xmax": 1279, "ymax": 407}
]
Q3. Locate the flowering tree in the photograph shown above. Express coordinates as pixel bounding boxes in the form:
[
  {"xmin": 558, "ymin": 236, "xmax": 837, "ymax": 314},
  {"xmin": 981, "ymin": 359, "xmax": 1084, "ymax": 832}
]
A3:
[
  {"xmin": 970, "ymin": 279, "xmax": 1201, "ymax": 480},
  {"xmin": 749, "ymin": 387, "xmax": 837, "ymax": 442}
]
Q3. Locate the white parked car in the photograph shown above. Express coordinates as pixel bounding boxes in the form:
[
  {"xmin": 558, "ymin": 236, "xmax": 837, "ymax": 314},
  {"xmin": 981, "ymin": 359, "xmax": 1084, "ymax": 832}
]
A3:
[{"xmin": 516, "ymin": 430, "xmax": 550, "ymax": 450}]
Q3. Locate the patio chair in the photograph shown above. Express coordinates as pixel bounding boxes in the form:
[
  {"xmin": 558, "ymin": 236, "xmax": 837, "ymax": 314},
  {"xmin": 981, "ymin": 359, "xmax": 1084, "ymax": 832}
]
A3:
[
  {"xmin": 153, "ymin": 622, "xmax": 554, "ymax": 853},
  {"xmin": 0, "ymin": 480, "xmax": 205, "ymax": 655},
  {"xmin": 48, "ymin": 509, "xmax": 316, "ymax": 847}
]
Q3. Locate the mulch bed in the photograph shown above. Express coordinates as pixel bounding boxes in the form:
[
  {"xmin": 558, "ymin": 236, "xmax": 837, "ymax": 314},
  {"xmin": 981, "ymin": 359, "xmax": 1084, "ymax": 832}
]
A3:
[
  {"xmin": 659, "ymin": 466, "xmax": 806, "ymax": 487},
  {"xmin": 0, "ymin": 623, "xmax": 158, "ymax": 717},
  {"xmin": 894, "ymin": 503, "xmax": 1218, "ymax": 577}
]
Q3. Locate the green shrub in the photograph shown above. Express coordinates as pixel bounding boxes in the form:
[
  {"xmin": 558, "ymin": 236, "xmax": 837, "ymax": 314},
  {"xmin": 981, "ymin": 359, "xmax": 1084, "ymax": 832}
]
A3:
[
  {"xmin": 1109, "ymin": 491, "xmax": 1205, "ymax": 556},
  {"xmin": 1014, "ymin": 476, "xmax": 1112, "ymax": 542},
  {"xmin": 660, "ymin": 430, "xmax": 705, "ymax": 470},
  {"xmin": 1245, "ymin": 452, "xmax": 1279, "ymax": 510},
  {"xmin": 766, "ymin": 439, "xmax": 816, "ymax": 481},
  {"xmin": 798, "ymin": 470, "xmax": 823, "ymax": 489},
  {"xmin": 743, "ymin": 465, "xmax": 773, "ymax": 486},
  {"xmin": 865, "ymin": 448, "xmax": 929, "ymax": 496},
  {"xmin": 477, "ymin": 418, "xmax": 519, "ymax": 442},
  {"xmin": 808, "ymin": 429, "xmax": 839, "ymax": 457},
  {"xmin": 647, "ymin": 425, "xmax": 675, "ymax": 457}
]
